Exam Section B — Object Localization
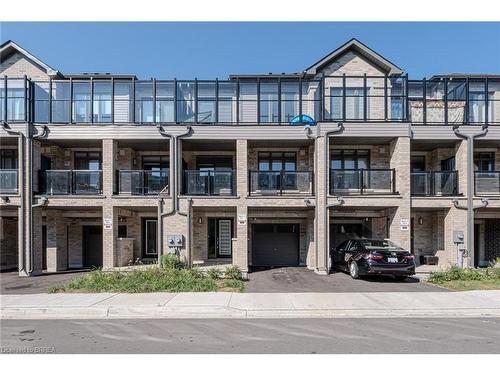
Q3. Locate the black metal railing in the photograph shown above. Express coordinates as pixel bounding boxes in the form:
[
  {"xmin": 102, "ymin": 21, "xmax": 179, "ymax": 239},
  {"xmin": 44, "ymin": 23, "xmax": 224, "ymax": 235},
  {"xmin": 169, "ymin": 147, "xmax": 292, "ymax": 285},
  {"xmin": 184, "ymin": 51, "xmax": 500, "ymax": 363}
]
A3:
[
  {"xmin": 0, "ymin": 169, "xmax": 18, "ymax": 194},
  {"xmin": 249, "ymin": 171, "xmax": 313, "ymax": 196},
  {"xmin": 183, "ymin": 170, "xmax": 235, "ymax": 196},
  {"xmin": 39, "ymin": 170, "xmax": 103, "ymax": 195},
  {"xmin": 330, "ymin": 169, "xmax": 396, "ymax": 195},
  {"xmin": 411, "ymin": 171, "xmax": 458, "ymax": 196},
  {"xmin": 475, "ymin": 171, "xmax": 500, "ymax": 196},
  {"xmin": 117, "ymin": 169, "xmax": 169, "ymax": 195},
  {"xmin": 5, "ymin": 75, "xmax": 498, "ymax": 125}
]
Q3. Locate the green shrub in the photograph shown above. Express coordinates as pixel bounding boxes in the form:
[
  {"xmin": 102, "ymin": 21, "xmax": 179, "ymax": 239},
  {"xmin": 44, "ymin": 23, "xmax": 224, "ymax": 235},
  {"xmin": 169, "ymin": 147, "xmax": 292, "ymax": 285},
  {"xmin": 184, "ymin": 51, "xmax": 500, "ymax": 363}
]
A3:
[
  {"xmin": 489, "ymin": 257, "xmax": 500, "ymax": 268},
  {"xmin": 160, "ymin": 254, "xmax": 186, "ymax": 270},
  {"xmin": 428, "ymin": 266, "xmax": 496, "ymax": 284},
  {"xmin": 52, "ymin": 267, "xmax": 220, "ymax": 293},
  {"xmin": 222, "ymin": 279, "xmax": 245, "ymax": 292},
  {"xmin": 224, "ymin": 265, "xmax": 243, "ymax": 280},
  {"xmin": 207, "ymin": 267, "xmax": 223, "ymax": 280},
  {"xmin": 188, "ymin": 266, "xmax": 203, "ymax": 279}
]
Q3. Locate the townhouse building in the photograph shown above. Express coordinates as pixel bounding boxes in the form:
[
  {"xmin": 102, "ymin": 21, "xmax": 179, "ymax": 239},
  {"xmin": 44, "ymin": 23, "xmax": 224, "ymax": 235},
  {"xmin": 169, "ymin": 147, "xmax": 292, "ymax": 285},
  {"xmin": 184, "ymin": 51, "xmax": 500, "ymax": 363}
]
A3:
[{"xmin": 1, "ymin": 38, "xmax": 499, "ymax": 277}]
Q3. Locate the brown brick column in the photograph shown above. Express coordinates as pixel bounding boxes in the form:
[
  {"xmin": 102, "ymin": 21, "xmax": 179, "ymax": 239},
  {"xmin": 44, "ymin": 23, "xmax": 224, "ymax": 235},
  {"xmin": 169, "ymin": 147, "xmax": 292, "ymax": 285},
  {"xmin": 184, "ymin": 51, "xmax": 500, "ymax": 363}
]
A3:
[
  {"xmin": 102, "ymin": 139, "xmax": 117, "ymax": 268},
  {"xmin": 389, "ymin": 136, "xmax": 411, "ymax": 250},
  {"xmin": 234, "ymin": 140, "xmax": 248, "ymax": 272},
  {"xmin": 46, "ymin": 209, "xmax": 68, "ymax": 272}
]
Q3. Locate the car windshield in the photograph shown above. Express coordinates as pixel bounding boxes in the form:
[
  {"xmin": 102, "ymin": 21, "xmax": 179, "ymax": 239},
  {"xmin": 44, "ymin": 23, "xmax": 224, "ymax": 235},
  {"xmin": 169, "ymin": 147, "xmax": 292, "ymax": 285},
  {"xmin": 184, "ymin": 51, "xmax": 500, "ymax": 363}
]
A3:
[{"xmin": 360, "ymin": 239, "xmax": 402, "ymax": 251}]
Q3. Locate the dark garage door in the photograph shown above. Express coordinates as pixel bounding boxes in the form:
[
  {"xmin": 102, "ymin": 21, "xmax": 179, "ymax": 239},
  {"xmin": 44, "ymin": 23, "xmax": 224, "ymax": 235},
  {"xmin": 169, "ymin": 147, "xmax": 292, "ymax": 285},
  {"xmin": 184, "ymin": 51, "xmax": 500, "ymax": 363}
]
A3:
[{"xmin": 252, "ymin": 224, "xmax": 299, "ymax": 267}]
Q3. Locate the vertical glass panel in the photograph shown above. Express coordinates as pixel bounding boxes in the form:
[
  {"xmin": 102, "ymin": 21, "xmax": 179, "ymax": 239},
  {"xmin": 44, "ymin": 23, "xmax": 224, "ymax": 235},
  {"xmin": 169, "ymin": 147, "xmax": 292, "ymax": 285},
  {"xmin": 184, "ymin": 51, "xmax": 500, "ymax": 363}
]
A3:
[
  {"xmin": 176, "ymin": 82, "xmax": 195, "ymax": 123},
  {"xmin": 366, "ymin": 77, "xmax": 385, "ymax": 120},
  {"xmin": 33, "ymin": 81, "xmax": 50, "ymax": 123},
  {"xmin": 93, "ymin": 81, "xmax": 112, "ymax": 123},
  {"xmin": 238, "ymin": 80, "xmax": 257, "ymax": 123},
  {"xmin": 408, "ymin": 81, "xmax": 424, "ymax": 123},
  {"xmin": 156, "ymin": 81, "xmax": 174, "ymax": 123},
  {"xmin": 487, "ymin": 80, "xmax": 500, "ymax": 124},
  {"xmin": 7, "ymin": 79, "xmax": 25, "ymax": 121},
  {"xmin": 0, "ymin": 80, "xmax": 4, "ymax": 121},
  {"xmin": 302, "ymin": 80, "xmax": 321, "ymax": 121},
  {"xmin": 114, "ymin": 80, "xmax": 133, "ymax": 123},
  {"xmin": 135, "ymin": 82, "xmax": 154, "ymax": 123},
  {"xmin": 281, "ymin": 80, "xmax": 299, "ymax": 123},
  {"xmin": 425, "ymin": 80, "xmax": 445, "ymax": 124},
  {"xmin": 51, "ymin": 81, "xmax": 70, "ymax": 123},
  {"xmin": 197, "ymin": 82, "xmax": 215, "ymax": 123},
  {"xmin": 72, "ymin": 81, "xmax": 91, "ymax": 123},
  {"xmin": 447, "ymin": 79, "xmax": 466, "ymax": 125},
  {"xmin": 218, "ymin": 82, "xmax": 236, "ymax": 123},
  {"xmin": 469, "ymin": 80, "xmax": 486, "ymax": 124}
]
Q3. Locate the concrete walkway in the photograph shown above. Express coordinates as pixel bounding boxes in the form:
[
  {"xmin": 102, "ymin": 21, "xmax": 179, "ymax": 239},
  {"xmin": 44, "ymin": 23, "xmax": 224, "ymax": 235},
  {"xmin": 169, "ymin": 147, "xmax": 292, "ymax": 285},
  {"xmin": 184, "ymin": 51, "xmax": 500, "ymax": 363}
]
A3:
[{"xmin": 1, "ymin": 290, "xmax": 500, "ymax": 319}]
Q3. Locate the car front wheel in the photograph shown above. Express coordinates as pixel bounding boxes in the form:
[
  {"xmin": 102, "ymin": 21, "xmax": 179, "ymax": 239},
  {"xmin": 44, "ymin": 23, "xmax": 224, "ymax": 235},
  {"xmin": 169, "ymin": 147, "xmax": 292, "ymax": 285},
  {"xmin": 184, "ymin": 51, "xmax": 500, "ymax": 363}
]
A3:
[{"xmin": 349, "ymin": 261, "xmax": 359, "ymax": 279}]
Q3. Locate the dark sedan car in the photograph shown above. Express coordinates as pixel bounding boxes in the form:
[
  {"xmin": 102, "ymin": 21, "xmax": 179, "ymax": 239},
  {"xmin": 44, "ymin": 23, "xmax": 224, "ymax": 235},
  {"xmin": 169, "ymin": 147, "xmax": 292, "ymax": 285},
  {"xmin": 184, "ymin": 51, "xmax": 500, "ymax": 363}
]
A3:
[{"xmin": 330, "ymin": 238, "xmax": 416, "ymax": 280}]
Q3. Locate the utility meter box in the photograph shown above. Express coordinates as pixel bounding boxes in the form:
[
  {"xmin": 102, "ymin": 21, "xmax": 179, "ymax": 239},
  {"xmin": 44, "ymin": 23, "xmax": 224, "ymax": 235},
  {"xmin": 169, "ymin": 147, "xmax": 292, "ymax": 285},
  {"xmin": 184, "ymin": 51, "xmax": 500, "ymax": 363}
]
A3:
[
  {"xmin": 453, "ymin": 230, "xmax": 464, "ymax": 244},
  {"xmin": 167, "ymin": 235, "xmax": 184, "ymax": 247}
]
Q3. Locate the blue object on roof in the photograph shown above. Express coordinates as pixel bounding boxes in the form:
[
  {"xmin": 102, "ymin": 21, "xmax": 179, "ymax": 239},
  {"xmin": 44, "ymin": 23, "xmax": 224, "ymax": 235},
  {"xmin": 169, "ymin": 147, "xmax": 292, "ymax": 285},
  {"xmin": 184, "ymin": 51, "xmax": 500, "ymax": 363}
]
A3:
[{"xmin": 289, "ymin": 115, "xmax": 317, "ymax": 126}]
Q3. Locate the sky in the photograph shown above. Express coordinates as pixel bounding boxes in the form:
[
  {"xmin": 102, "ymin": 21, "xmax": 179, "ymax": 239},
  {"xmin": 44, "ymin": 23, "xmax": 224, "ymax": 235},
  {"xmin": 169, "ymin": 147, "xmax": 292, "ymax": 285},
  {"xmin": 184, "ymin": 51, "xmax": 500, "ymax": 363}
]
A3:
[{"xmin": 1, "ymin": 22, "xmax": 499, "ymax": 79}]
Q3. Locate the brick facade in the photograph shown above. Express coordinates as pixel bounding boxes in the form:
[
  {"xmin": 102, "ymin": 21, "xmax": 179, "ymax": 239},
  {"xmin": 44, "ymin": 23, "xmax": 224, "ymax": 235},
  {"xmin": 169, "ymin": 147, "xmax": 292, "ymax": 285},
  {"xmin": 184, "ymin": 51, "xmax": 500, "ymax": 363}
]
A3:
[{"xmin": 2, "ymin": 40, "xmax": 500, "ymax": 276}]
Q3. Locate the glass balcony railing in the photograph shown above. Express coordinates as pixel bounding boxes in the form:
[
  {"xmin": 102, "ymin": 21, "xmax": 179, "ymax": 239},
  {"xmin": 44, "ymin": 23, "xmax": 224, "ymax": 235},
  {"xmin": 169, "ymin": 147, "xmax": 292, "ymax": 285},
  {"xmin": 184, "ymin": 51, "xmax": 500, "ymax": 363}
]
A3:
[
  {"xmin": 411, "ymin": 171, "xmax": 458, "ymax": 196},
  {"xmin": 249, "ymin": 171, "xmax": 313, "ymax": 196},
  {"xmin": 4, "ymin": 76, "xmax": 500, "ymax": 125},
  {"xmin": 39, "ymin": 170, "xmax": 102, "ymax": 195},
  {"xmin": 0, "ymin": 169, "xmax": 18, "ymax": 194},
  {"xmin": 183, "ymin": 170, "xmax": 235, "ymax": 196},
  {"xmin": 475, "ymin": 171, "xmax": 500, "ymax": 196},
  {"xmin": 330, "ymin": 169, "xmax": 396, "ymax": 195},
  {"xmin": 117, "ymin": 169, "xmax": 169, "ymax": 195}
]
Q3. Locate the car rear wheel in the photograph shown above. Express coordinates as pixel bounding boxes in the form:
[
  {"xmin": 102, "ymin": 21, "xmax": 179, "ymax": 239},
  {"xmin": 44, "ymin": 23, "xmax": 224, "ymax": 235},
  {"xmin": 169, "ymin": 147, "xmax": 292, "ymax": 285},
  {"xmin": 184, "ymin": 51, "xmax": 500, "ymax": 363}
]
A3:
[{"xmin": 349, "ymin": 261, "xmax": 359, "ymax": 279}]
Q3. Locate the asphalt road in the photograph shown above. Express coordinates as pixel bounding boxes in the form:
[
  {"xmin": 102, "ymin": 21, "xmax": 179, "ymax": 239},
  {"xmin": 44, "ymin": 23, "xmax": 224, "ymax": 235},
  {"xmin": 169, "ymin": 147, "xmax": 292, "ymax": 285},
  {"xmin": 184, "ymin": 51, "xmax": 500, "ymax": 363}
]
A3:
[{"xmin": 1, "ymin": 318, "xmax": 498, "ymax": 353}]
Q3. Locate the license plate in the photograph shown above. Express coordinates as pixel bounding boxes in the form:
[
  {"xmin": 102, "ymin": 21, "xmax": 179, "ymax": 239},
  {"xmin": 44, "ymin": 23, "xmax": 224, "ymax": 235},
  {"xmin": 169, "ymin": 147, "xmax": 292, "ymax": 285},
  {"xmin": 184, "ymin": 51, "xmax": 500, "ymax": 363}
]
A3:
[{"xmin": 387, "ymin": 257, "xmax": 398, "ymax": 263}]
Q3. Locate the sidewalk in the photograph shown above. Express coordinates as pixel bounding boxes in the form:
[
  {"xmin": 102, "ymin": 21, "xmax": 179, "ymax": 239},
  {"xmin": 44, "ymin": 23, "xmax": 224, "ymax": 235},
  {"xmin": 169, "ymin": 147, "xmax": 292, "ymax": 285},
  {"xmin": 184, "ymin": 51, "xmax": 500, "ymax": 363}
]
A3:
[{"xmin": 2, "ymin": 290, "xmax": 500, "ymax": 319}]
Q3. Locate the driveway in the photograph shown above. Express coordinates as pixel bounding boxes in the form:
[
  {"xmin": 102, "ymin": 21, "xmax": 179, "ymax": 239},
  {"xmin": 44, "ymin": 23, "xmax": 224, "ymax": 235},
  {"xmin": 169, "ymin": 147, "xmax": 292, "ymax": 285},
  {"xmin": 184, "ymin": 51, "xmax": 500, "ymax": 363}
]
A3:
[
  {"xmin": 245, "ymin": 267, "xmax": 446, "ymax": 293},
  {"xmin": 0, "ymin": 270, "xmax": 88, "ymax": 294}
]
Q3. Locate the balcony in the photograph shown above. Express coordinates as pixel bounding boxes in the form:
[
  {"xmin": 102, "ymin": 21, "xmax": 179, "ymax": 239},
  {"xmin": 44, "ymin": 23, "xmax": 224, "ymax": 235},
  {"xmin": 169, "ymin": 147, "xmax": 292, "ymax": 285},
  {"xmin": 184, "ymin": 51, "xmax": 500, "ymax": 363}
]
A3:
[
  {"xmin": 117, "ymin": 169, "xmax": 169, "ymax": 195},
  {"xmin": 411, "ymin": 171, "xmax": 458, "ymax": 196},
  {"xmin": 249, "ymin": 171, "xmax": 313, "ymax": 196},
  {"xmin": 330, "ymin": 169, "xmax": 396, "ymax": 195},
  {"xmin": 475, "ymin": 171, "xmax": 500, "ymax": 196},
  {"xmin": 0, "ymin": 169, "xmax": 18, "ymax": 194},
  {"xmin": 39, "ymin": 170, "xmax": 103, "ymax": 195},
  {"xmin": 183, "ymin": 170, "xmax": 235, "ymax": 196}
]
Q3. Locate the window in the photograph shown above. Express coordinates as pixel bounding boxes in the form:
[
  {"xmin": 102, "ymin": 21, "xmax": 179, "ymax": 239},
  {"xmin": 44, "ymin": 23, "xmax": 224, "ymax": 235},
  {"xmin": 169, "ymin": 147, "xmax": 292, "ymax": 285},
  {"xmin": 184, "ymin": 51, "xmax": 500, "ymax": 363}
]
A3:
[
  {"xmin": 0, "ymin": 150, "xmax": 18, "ymax": 169},
  {"xmin": 74, "ymin": 152, "xmax": 101, "ymax": 170},
  {"xmin": 118, "ymin": 225, "xmax": 127, "ymax": 238},
  {"xmin": 196, "ymin": 156, "xmax": 233, "ymax": 171},
  {"xmin": 474, "ymin": 152, "xmax": 495, "ymax": 172},
  {"xmin": 411, "ymin": 156, "xmax": 426, "ymax": 172},
  {"xmin": 469, "ymin": 91, "xmax": 494, "ymax": 123},
  {"xmin": 258, "ymin": 152, "xmax": 296, "ymax": 171},
  {"xmin": 331, "ymin": 150, "xmax": 370, "ymax": 170},
  {"xmin": 330, "ymin": 87, "xmax": 366, "ymax": 120},
  {"xmin": 6, "ymin": 79, "xmax": 26, "ymax": 121}
]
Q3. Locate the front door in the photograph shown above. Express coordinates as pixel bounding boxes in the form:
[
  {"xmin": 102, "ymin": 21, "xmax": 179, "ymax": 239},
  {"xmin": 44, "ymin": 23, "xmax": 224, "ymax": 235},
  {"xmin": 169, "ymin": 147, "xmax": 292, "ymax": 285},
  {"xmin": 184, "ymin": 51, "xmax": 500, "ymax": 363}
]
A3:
[
  {"xmin": 83, "ymin": 225, "xmax": 103, "ymax": 268},
  {"xmin": 143, "ymin": 219, "xmax": 158, "ymax": 257},
  {"xmin": 208, "ymin": 218, "xmax": 233, "ymax": 258},
  {"xmin": 474, "ymin": 223, "xmax": 480, "ymax": 268}
]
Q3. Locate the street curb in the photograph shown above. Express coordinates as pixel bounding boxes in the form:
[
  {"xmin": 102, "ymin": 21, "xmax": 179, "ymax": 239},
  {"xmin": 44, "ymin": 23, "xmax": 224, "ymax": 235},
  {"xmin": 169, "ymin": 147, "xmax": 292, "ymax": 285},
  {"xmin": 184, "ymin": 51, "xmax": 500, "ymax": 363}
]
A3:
[{"xmin": 2, "ymin": 307, "xmax": 500, "ymax": 320}]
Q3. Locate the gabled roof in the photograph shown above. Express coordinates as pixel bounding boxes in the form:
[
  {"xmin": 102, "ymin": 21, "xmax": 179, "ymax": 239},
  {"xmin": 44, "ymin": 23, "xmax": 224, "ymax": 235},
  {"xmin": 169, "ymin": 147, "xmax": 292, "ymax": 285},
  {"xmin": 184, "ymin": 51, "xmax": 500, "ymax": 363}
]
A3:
[
  {"xmin": 0, "ymin": 40, "xmax": 61, "ymax": 77},
  {"xmin": 305, "ymin": 38, "xmax": 403, "ymax": 76}
]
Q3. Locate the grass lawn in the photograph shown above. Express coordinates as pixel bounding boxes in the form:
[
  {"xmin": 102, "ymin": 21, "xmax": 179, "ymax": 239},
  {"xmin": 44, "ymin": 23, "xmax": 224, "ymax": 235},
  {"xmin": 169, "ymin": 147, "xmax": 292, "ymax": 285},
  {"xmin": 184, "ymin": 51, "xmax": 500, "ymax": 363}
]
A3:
[
  {"xmin": 49, "ymin": 267, "xmax": 245, "ymax": 293},
  {"xmin": 431, "ymin": 279, "xmax": 500, "ymax": 291},
  {"xmin": 427, "ymin": 265, "xmax": 500, "ymax": 291}
]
